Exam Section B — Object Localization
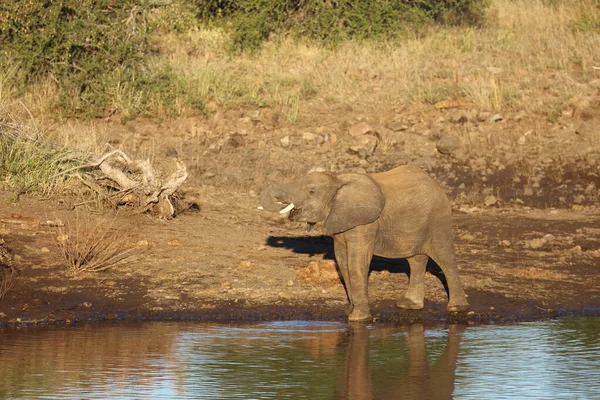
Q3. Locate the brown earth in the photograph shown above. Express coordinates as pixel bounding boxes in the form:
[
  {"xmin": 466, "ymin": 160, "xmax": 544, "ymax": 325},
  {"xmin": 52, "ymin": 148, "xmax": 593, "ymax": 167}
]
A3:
[{"xmin": 1, "ymin": 98, "xmax": 600, "ymax": 327}]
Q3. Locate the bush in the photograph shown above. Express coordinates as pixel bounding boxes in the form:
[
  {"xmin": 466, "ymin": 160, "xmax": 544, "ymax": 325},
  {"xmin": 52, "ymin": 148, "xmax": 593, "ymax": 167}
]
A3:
[
  {"xmin": 0, "ymin": 0, "xmax": 201, "ymax": 118},
  {"xmin": 0, "ymin": 112, "xmax": 80, "ymax": 194},
  {"xmin": 194, "ymin": 0, "xmax": 490, "ymax": 51}
]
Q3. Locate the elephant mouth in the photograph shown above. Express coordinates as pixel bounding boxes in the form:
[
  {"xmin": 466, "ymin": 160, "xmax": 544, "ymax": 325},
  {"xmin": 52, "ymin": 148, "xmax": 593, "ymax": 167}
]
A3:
[{"xmin": 288, "ymin": 206, "xmax": 300, "ymax": 220}]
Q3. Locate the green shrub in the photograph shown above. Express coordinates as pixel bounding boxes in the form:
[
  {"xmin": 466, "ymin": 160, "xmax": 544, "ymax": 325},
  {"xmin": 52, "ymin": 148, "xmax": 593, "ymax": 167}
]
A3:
[
  {"xmin": 0, "ymin": 0, "xmax": 202, "ymax": 118},
  {"xmin": 194, "ymin": 0, "xmax": 490, "ymax": 51}
]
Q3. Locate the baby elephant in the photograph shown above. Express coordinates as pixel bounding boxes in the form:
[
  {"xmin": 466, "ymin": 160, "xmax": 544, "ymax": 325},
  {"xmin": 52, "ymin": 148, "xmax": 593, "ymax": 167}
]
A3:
[{"xmin": 260, "ymin": 165, "xmax": 469, "ymax": 321}]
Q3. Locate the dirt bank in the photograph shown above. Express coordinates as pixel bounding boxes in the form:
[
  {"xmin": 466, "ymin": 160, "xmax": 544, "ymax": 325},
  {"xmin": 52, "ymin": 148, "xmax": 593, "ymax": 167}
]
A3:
[
  {"xmin": 1, "ymin": 190, "xmax": 599, "ymax": 327},
  {"xmin": 2, "ymin": 97, "xmax": 600, "ymax": 327}
]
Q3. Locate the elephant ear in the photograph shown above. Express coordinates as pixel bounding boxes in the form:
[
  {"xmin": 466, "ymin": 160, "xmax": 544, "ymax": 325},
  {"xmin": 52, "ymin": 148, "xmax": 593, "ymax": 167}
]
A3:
[{"xmin": 323, "ymin": 173, "xmax": 385, "ymax": 235}]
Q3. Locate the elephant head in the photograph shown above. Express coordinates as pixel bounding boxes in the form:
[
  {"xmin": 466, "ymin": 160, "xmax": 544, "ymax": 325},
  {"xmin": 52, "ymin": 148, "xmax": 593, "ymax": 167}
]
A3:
[{"xmin": 260, "ymin": 172, "xmax": 385, "ymax": 235}]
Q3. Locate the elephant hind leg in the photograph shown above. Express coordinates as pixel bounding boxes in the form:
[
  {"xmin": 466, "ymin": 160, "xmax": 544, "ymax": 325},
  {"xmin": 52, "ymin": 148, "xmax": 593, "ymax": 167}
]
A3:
[
  {"xmin": 397, "ymin": 254, "xmax": 428, "ymax": 310},
  {"xmin": 429, "ymin": 244, "xmax": 469, "ymax": 313}
]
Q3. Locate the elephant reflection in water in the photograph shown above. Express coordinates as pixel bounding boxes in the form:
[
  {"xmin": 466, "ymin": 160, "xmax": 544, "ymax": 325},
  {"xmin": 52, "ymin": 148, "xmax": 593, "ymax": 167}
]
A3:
[{"xmin": 335, "ymin": 324, "xmax": 466, "ymax": 400}]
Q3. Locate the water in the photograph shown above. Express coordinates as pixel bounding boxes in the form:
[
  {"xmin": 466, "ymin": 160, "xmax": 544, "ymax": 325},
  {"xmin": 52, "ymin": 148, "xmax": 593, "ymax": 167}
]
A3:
[{"xmin": 1, "ymin": 318, "xmax": 599, "ymax": 399}]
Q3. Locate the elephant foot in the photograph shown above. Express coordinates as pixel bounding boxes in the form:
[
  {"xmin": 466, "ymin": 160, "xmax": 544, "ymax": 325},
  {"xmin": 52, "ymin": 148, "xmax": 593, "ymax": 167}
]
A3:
[
  {"xmin": 345, "ymin": 303, "xmax": 354, "ymax": 316},
  {"xmin": 447, "ymin": 302, "xmax": 470, "ymax": 313},
  {"xmin": 397, "ymin": 297, "xmax": 424, "ymax": 310},
  {"xmin": 348, "ymin": 308, "xmax": 372, "ymax": 322}
]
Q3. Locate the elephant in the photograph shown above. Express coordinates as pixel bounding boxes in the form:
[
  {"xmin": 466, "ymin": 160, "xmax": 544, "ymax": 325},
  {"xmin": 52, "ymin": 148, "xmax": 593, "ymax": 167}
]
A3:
[{"xmin": 259, "ymin": 165, "xmax": 469, "ymax": 321}]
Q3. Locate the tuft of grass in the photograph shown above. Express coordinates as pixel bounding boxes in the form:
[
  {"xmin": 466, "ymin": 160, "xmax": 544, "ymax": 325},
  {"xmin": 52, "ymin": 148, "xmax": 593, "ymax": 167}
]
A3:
[
  {"xmin": 54, "ymin": 215, "xmax": 147, "ymax": 277},
  {"xmin": 0, "ymin": 110, "xmax": 82, "ymax": 195}
]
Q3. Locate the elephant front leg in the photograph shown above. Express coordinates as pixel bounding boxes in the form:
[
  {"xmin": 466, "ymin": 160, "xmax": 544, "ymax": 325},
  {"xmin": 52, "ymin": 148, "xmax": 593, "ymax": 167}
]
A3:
[
  {"xmin": 397, "ymin": 254, "xmax": 428, "ymax": 310},
  {"xmin": 333, "ymin": 235, "xmax": 353, "ymax": 316},
  {"xmin": 345, "ymin": 237, "xmax": 374, "ymax": 322}
]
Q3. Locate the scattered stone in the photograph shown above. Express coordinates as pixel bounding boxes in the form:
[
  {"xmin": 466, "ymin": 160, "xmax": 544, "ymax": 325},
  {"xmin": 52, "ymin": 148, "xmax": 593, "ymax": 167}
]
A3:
[
  {"xmin": 280, "ymin": 135, "xmax": 290, "ymax": 147},
  {"xmin": 349, "ymin": 135, "xmax": 378, "ymax": 158},
  {"xmin": 491, "ymin": 114, "xmax": 504, "ymax": 122},
  {"xmin": 542, "ymin": 234, "xmax": 556, "ymax": 243},
  {"xmin": 436, "ymin": 135, "xmax": 461, "ymax": 155},
  {"xmin": 287, "ymin": 280, "xmax": 294, "ymax": 287},
  {"xmin": 458, "ymin": 183, "xmax": 466, "ymax": 190},
  {"xmin": 236, "ymin": 261, "xmax": 254, "ymax": 270},
  {"xmin": 387, "ymin": 121, "xmax": 409, "ymax": 132},
  {"xmin": 484, "ymin": 195, "xmax": 497, "ymax": 207},
  {"xmin": 81, "ymin": 302, "xmax": 93, "ymax": 308},
  {"xmin": 526, "ymin": 238, "xmax": 547, "ymax": 250},
  {"xmin": 450, "ymin": 111, "xmax": 469, "ymax": 124},
  {"xmin": 477, "ymin": 111, "xmax": 491, "ymax": 122},
  {"xmin": 460, "ymin": 233, "xmax": 475, "ymax": 241},
  {"xmin": 328, "ymin": 133, "xmax": 338, "ymax": 145},
  {"xmin": 570, "ymin": 245, "xmax": 582, "ymax": 254},
  {"xmin": 296, "ymin": 260, "xmax": 340, "ymax": 286},
  {"xmin": 517, "ymin": 136, "xmax": 527, "ymax": 145},
  {"xmin": 499, "ymin": 240, "xmax": 512, "ymax": 248},
  {"xmin": 348, "ymin": 122, "xmax": 373, "ymax": 137},
  {"xmin": 40, "ymin": 247, "xmax": 50, "ymax": 254}
]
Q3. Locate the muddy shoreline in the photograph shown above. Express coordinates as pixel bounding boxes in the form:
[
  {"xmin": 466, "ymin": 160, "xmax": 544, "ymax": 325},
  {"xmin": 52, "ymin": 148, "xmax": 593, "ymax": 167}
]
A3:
[{"xmin": 1, "ymin": 193, "xmax": 599, "ymax": 329}]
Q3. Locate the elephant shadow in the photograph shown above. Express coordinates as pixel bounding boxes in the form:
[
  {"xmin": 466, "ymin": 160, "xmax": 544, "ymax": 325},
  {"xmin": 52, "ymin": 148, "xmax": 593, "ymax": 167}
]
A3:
[{"xmin": 266, "ymin": 235, "xmax": 450, "ymax": 292}]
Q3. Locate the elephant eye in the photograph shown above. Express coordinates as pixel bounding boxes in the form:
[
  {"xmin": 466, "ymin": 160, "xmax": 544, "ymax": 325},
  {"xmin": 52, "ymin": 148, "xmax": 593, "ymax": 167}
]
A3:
[{"xmin": 308, "ymin": 186, "xmax": 317, "ymax": 195}]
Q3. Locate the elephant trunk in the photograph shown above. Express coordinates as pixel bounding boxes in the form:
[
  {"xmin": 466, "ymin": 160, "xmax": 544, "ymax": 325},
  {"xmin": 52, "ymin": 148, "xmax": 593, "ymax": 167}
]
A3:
[{"xmin": 259, "ymin": 183, "xmax": 294, "ymax": 212}]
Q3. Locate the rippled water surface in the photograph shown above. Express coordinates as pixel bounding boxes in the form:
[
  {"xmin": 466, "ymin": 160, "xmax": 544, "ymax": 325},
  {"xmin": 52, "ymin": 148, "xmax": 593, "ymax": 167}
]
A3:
[{"xmin": 1, "ymin": 318, "xmax": 598, "ymax": 399}]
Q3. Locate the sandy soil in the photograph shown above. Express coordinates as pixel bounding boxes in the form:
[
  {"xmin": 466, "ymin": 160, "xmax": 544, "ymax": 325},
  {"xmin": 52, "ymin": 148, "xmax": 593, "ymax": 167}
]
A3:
[{"xmin": 1, "ymin": 100, "xmax": 600, "ymax": 327}]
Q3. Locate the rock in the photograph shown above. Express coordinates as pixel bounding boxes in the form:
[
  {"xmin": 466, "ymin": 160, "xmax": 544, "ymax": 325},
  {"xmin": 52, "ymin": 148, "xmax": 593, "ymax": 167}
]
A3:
[
  {"xmin": 40, "ymin": 247, "xmax": 50, "ymax": 254},
  {"xmin": 460, "ymin": 233, "xmax": 475, "ymax": 241},
  {"xmin": 280, "ymin": 135, "xmax": 291, "ymax": 147},
  {"xmin": 348, "ymin": 122, "xmax": 373, "ymax": 137},
  {"xmin": 236, "ymin": 261, "xmax": 254, "ymax": 269},
  {"xmin": 484, "ymin": 195, "xmax": 497, "ymax": 207},
  {"xmin": 450, "ymin": 111, "xmax": 469, "ymax": 124},
  {"xmin": 517, "ymin": 136, "xmax": 527, "ymax": 145},
  {"xmin": 523, "ymin": 187, "xmax": 534, "ymax": 196},
  {"xmin": 491, "ymin": 114, "xmax": 504, "ymax": 122},
  {"xmin": 412, "ymin": 156, "xmax": 436, "ymax": 171},
  {"xmin": 387, "ymin": 121, "xmax": 409, "ymax": 132},
  {"xmin": 436, "ymin": 135, "xmax": 461, "ymax": 155},
  {"xmin": 349, "ymin": 135, "xmax": 378, "ymax": 158},
  {"xmin": 526, "ymin": 238, "xmax": 547, "ymax": 250},
  {"xmin": 499, "ymin": 240, "xmax": 512, "ymax": 247},
  {"xmin": 296, "ymin": 260, "xmax": 340, "ymax": 286},
  {"xmin": 477, "ymin": 111, "xmax": 491, "ymax": 122},
  {"xmin": 542, "ymin": 234, "xmax": 556, "ymax": 243},
  {"xmin": 302, "ymin": 132, "xmax": 324, "ymax": 144},
  {"xmin": 328, "ymin": 133, "xmax": 338, "ymax": 145}
]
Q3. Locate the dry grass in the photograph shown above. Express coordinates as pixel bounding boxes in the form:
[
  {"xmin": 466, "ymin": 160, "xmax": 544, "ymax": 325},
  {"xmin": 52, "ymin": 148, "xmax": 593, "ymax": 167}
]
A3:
[
  {"xmin": 150, "ymin": 0, "xmax": 600, "ymax": 120},
  {"xmin": 54, "ymin": 215, "xmax": 147, "ymax": 277}
]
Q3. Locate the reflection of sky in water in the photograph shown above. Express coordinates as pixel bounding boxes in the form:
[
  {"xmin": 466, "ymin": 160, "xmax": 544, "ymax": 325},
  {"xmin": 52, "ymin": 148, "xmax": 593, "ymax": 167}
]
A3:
[
  {"xmin": 454, "ymin": 322, "xmax": 599, "ymax": 399},
  {"xmin": 0, "ymin": 318, "xmax": 598, "ymax": 399}
]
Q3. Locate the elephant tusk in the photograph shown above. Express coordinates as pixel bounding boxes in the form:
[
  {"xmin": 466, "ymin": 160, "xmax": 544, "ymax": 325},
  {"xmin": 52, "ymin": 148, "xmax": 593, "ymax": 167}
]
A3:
[{"xmin": 279, "ymin": 203, "xmax": 295, "ymax": 214}]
